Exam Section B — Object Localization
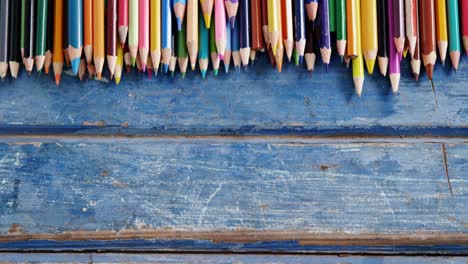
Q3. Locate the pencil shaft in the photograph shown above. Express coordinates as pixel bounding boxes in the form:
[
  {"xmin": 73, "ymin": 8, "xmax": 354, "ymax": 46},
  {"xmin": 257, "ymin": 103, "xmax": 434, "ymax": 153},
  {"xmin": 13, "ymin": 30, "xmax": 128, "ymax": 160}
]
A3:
[
  {"xmin": 162, "ymin": 0, "xmax": 172, "ymax": 49},
  {"xmin": 53, "ymin": 0, "xmax": 63, "ymax": 63},
  {"xmin": 118, "ymin": 0, "xmax": 128, "ymax": 45},
  {"xmin": 352, "ymin": 0, "xmax": 364, "ymax": 95},
  {"xmin": 150, "ymin": 0, "xmax": 161, "ymax": 70},
  {"xmin": 251, "ymin": 0, "xmax": 263, "ymax": 50},
  {"xmin": 346, "ymin": 0, "xmax": 358, "ymax": 58},
  {"xmin": 187, "ymin": 0, "xmax": 198, "ymax": 67},
  {"xmin": 361, "ymin": 0, "xmax": 378, "ymax": 72},
  {"xmin": 377, "ymin": 0, "xmax": 388, "ymax": 58},
  {"xmin": 447, "ymin": 0, "xmax": 460, "ymax": 53},
  {"xmin": 93, "ymin": 0, "xmax": 105, "ymax": 76},
  {"xmin": 68, "ymin": 0, "xmax": 83, "ymax": 73},
  {"xmin": 404, "ymin": 0, "xmax": 418, "ymax": 56},
  {"xmin": 215, "ymin": 0, "xmax": 227, "ymax": 57},
  {"xmin": 107, "ymin": 0, "xmax": 117, "ymax": 57},
  {"xmin": 9, "ymin": 0, "xmax": 20, "ymax": 63},
  {"xmin": 35, "ymin": 0, "xmax": 48, "ymax": 56},
  {"xmin": 84, "ymin": 0, "xmax": 92, "ymax": 62},
  {"xmin": 419, "ymin": 0, "xmax": 436, "ymax": 79},
  {"xmin": 24, "ymin": 0, "xmax": 35, "ymax": 60},
  {"xmin": 435, "ymin": 0, "xmax": 448, "ymax": 61},
  {"xmin": 261, "ymin": 0, "xmax": 269, "ymax": 45},
  {"xmin": 21, "ymin": 0, "xmax": 26, "ymax": 54},
  {"xmin": 198, "ymin": 7, "xmax": 209, "ymax": 76},
  {"xmin": 329, "ymin": 0, "xmax": 336, "ymax": 32},
  {"xmin": 268, "ymin": 0, "xmax": 280, "ymax": 54},
  {"xmin": 319, "ymin": 0, "xmax": 331, "ymax": 64},
  {"xmin": 388, "ymin": 0, "xmax": 400, "ymax": 75},
  {"xmin": 392, "ymin": 0, "xmax": 404, "ymax": 39},
  {"xmin": 128, "ymin": 0, "xmax": 139, "ymax": 55}
]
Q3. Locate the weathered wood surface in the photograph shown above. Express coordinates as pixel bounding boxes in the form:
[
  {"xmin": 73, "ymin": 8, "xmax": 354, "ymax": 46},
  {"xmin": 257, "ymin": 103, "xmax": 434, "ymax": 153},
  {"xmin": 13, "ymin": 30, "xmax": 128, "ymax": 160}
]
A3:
[
  {"xmin": 0, "ymin": 55, "xmax": 466, "ymax": 136},
  {"xmin": 0, "ymin": 138, "xmax": 466, "ymax": 253},
  {"xmin": 0, "ymin": 253, "xmax": 467, "ymax": 263}
]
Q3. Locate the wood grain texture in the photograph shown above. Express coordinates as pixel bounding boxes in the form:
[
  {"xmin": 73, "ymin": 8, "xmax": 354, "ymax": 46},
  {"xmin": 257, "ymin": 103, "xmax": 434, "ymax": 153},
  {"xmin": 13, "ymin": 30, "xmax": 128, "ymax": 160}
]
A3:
[
  {"xmin": 0, "ymin": 55, "xmax": 466, "ymax": 136},
  {"xmin": 0, "ymin": 139, "xmax": 466, "ymax": 253},
  {"xmin": 0, "ymin": 253, "xmax": 467, "ymax": 263}
]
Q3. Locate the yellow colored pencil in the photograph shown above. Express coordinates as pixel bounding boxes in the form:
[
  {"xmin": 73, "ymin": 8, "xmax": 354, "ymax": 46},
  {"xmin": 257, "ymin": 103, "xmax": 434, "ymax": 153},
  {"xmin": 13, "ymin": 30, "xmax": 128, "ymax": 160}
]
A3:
[
  {"xmin": 115, "ymin": 42, "xmax": 123, "ymax": 84},
  {"xmin": 360, "ymin": 0, "xmax": 377, "ymax": 74},
  {"xmin": 352, "ymin": 0, "xmax": 364, "ymax": 96},
  {"xmin": 435, "ymin": 0, "xmax": 448, "ymax": 65},
  {"xmin": 268, "ymin": 0, "xmax": 280, "ymax": 55},
  {"xmin": 150, "ymin": 0, "xmax": 161, "ymax": 73}
]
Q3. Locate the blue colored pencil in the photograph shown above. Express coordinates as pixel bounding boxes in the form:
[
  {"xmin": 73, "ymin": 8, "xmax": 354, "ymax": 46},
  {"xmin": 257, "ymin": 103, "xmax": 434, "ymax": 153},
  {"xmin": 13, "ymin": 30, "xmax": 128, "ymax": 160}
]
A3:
[{"xmin": 68, "ymin": 0, "xmax": 83, "ymax": 74}]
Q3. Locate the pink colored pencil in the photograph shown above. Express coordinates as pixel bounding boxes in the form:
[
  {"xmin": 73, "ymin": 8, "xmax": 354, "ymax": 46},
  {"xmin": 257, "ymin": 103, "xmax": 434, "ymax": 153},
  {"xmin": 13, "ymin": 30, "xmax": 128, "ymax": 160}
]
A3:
[
  {"xmin": 215, "ymin": 0, "xmax": 227, "ymax": 59},
  {"xmin": 139, "ymin": 0, "xmax": 149, "ymax": 71},
  {"xmin": 118, "ymin": 0, "xmax": 129, "ymax": 47}
]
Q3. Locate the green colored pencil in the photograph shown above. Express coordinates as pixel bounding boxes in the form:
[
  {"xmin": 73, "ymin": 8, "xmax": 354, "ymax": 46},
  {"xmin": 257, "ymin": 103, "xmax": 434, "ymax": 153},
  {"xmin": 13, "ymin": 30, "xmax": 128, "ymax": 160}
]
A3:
[
  {"xmin": 336, "ymin": 0, "xmax": 346, "ymax": 59},
  {"xmin": 329, "ymin": 0, "xmax": 336, "ymax": 32},
  {"xmin": 20, "ymin": 0, "xmax": 26, "ymax": 59},
  {"xmin": 198, "ymin": 8, "xmax": 209, "ymax": 78},
  {"xmin": 209, "ymin": 17, "xmax": 219, "ymax": 75},
  {"xmin": 35, "ymin": 0, "xmax": 48, "ymax": 72},
  {"xmin": 447, "ymin": 0, "xmax": 460, "ymax": 71},
  {"xmin": 177, "ymin": 20, "xmax": 188, "ymax": 77}
]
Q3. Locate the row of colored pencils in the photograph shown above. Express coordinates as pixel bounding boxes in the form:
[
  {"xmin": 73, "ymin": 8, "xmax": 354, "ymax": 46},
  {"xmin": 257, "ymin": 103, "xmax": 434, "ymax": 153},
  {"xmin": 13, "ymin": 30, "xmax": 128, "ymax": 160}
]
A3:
[{"xmin": 0, "ymin": 0, "xmax": 467, "ymax": 95}]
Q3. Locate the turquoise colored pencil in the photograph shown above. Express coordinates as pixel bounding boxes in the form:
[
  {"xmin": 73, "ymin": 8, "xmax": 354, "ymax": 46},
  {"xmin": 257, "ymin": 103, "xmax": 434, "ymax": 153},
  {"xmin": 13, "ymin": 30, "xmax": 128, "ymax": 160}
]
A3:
[
  {"xmin": 447, "ymin": 0, "xmax": 460, "ymax": 71},
  {"xmin": 198, "ymin": 8, "xmax": 209, "ymax": 78}
]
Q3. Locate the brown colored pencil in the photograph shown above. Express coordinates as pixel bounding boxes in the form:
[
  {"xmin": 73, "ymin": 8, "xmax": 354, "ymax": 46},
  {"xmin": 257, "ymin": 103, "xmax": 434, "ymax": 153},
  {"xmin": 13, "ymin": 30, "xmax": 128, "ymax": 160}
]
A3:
[{"xmin": 419, "ymin": 0, "xmax": 436, "ymax": 80}]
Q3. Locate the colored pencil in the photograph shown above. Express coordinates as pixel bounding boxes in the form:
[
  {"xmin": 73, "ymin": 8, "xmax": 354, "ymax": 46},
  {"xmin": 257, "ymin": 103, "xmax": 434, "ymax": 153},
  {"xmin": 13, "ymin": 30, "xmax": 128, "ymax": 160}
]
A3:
[
  {"xmin": 225, "ymin": 0, "xmax": 239, "ymax": 28},
  {"xmin": 240, "ymin": 0, "xmax": 250, "ymax": 67},
  {"xmin": 352, "ymin": 0, "xmax": 364, "ymax": 96},
  {"xmin": 123, "ymin": 43, "xmax": 131, "ymax": 72},
  {"xmin": 128, "ymin": 0, "xmax": 138, "ymax": 65},
  {"xmin": 62, "ymin": 0, "xmax": 69, "ymax": 67},
  {"xmin": 294, "ymin": 0, "xmax": 306, "ymax": 64},
  {"xmin": 24, "ymin": 0, "xmax": 35, "ymax": 73},
  {"xmin": 169, "ymin": 25, "xmax": 177, "ymax": 76},
  {"xmin": 139, "ymin": 0, "xmax": 149, "ymax": 71},
  {"xmin": 69, "ymin": 0, "xmax": 83, "ymax": 74},
  {"xmin": 435, "ymin": 0, "xmax": 448, "ymax": 65},
  {"xmin": 174, "ymin": 0, "xmax": 187, "ymax": 31},
  {"xmin": 261, "ymin": 0, "xmax": 269, "ymax": 45},
  {"xmin": 107, "ymin": 0, "xmax": 118, "ymax": 77},
  {"xmin": 377, "ymin": 0, "xmax": 388, "ymax": 76},
  {"xmin": 118, "ymin": 0, "xmax": 129, "ymax": 47},
  {"xmin": 150, "ymin": 0, "xmax": 161, "ymax": 73},
  {"xmin": 224, "ymin": 20, "xmax": 232, "ymax": 72},
  {"xmin": 275, "ymin": 0, "xmax": 284, "ymax": 72},
  {"xmin": 462, "ymin": 0, "xmax": 468, "ymax": 54},
  {"xmin": 177, "ymin": 20, "xmax": 188, "ymax": 77},
  {"xmin": 419, "ymin": 0, "xmax": 436, "ymax": 80},
  {"xmin": 305, "ymin": 0, "xmax": 318, "ymax": 21},
  {"xmin": 21, "ymin": 0, "xmax": 26, "ymax": 59},
  {"xmin": 251, "ymin": 0, "xmax": 264, "ymax": 52},
  {"xmin": 9, "ymin": 0, "xmax": 20, "ymax": 79},
  {"xmin": 361, "ymin": 0, "xmax": 378, "ymax": 74},
  {"xmin": 336, "ymin": 0, "xmax": 346, "ymax": 59},
  {"xmin": 447, "ymin": 0, "xmax": 460, "ymax": 70},
  {"xmin": 266, "ymin": 44, "xmax": 277, "ymax": 68},
  {"xmin": 35, "ymin": 0, "xmax": 48, "ymax": 72},
  {"xmin": 198, "ymin": 8, "xmax": 209, "ymax": 78},
  {"xmin": 405, "ymin": 0, "xmax": 418, "ymax": 57},
  {"xmin": 162, "ymin": 0, "xmax": 172, "ymax": 72},
  {"xmin": 392, "ymin": 0, "xmax": 405, "ymax": 53},
  {"xmin": 215, "ymin": 0, "xmax": 227, "ymax": 59},
  {"xmin": 329, "ymin": 0, "xmax": 336, "ymax": 32},
  {"xmin": 53, "ymin": 0, "xmax": 64, "ymax": 85},
  {"xmin": 319, "ymin": 0, "xmax": 331, "ymax": 67},
  {"xmin": 187, "ymin": 0, "xmax": 198, "ymax": 70},
  {"xmin": 84, "ymin": 0, "xmax": 93, "ymax": 64},
  {"xmin": 268, "ymin": 0, "xmax": 280, "ymax": 55},
  {"xmin": 210, "ymin": 17, "xmax": 220, "ymax": 75},
  {"xmin": 78, "ymin": 56, "xmax": 86, "ymax": 80},
  {"xmin": 346, "ymin": 0, "xmax": 358, "ymax": 58},
  {"xmin": 388, "ymin": 0, "xmax": 400, "ymax": 93},
  {"xmin": 304, "ymin": 21, "xmax": 316, "ymax": 74},
  {"xmin": 411, "ymin": 34, "xmax": 421, "ymax": 80},
  {"xmin": 281, "ymin": 0, "xmax": 294, "ymax": 61},
  {"xmin": 200, "ymin": 0, "xmax": 214, "ymax": 29},
  {"xmin": 232, "ymin": 15, "xmax": 241, "ymax": 70},
  {"xmin": 115, "ymin": 42, "xmax": 123, "ymax": 84},
  {"xmin": 93, "ymin": 0, "xmax": 105, "ymax": 80},
  {"xmin": 44, "ymin": 0, "xmax": 53, "ymax": 74}
]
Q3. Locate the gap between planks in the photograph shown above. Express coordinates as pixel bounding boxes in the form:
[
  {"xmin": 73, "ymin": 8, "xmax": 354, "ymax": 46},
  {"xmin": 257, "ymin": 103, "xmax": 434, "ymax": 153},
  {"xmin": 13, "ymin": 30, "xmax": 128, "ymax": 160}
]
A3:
[{"xmin": 0, "ymin": 134, "xmax": 466, "ymax": 145}]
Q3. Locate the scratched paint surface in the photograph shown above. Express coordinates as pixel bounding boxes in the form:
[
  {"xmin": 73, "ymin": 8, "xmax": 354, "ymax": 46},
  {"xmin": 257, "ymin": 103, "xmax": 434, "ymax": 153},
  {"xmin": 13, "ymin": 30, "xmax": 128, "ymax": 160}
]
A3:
[
  {"xmin": 0, "ymin": 55, "xmax": 466, "ymax": 135},
  {"xmin": 0, "ymin": 140, "xmax": 465, "ymax": 235},
  {"xmin": 0, "ymin": 253, "xmax": 467, "ymax": 263}
]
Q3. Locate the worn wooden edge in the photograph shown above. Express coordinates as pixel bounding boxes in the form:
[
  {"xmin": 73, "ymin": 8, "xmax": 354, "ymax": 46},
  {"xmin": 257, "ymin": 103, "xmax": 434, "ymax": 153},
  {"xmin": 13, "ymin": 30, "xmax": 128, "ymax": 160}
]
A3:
[
  {"xmin": 0, "ymin": 253, "xmax": 467, "ymax": 263},
  {"xmin": 1, "ymin": 230, "xmax": 468, "ymax": 245},
  {"xmin": 0, "ymin": 125, "xmax": 466, "ymax": 137}
]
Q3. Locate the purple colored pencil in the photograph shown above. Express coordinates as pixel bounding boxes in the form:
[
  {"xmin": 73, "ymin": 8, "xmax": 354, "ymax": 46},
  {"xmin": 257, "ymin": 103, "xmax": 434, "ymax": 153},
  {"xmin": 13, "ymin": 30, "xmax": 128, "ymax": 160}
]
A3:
[
  {"xmin": 319, "ymin": 0, "xmax": 331, "ymax": 66},
  {"xmin": 388, "ymin": 0, "xmax": 400, "ymax": 94},
  {"xmin": 392, "ymin": 0, "xmax": 405, "ymax": 53}
]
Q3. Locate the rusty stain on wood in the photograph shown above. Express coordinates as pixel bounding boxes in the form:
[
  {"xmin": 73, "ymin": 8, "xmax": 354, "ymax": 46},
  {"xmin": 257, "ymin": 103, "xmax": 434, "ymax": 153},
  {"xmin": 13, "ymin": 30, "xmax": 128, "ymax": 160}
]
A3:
[{"xmin": 0, "ymin": 230, "xmax": 467, "ymax": 246}]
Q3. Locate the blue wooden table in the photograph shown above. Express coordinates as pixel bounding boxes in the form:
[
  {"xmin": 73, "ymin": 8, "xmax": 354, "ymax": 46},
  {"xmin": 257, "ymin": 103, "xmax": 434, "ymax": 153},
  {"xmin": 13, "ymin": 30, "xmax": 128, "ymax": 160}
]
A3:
[{"xmin": 0, "ymin": 54, "xmax": 466, "ymax": 260}]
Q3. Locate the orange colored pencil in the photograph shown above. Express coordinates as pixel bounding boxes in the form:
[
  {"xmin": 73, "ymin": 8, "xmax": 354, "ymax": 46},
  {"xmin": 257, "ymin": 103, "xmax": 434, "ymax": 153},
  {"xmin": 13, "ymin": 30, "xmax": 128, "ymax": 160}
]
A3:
[
  {"xmin": 84, "ymin": 0, "xmax": 93, "ymax": 64},
  {"xmin": 93, "ymin": 0, "xmax": 105, "ymax": 79}
]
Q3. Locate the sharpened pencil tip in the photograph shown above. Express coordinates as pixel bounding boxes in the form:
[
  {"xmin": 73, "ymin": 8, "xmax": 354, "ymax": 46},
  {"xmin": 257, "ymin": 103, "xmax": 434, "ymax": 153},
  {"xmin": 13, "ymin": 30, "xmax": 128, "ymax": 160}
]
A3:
[
  {"xmin": 213, "ymin": 69, "xmax": 218, "ymax": 76},
  {"xmin": 71, "ymin": 59, "xmax": 80, "ymax": 75},
  {"xmin": 201, "ymin": 69, "xmax": 207, "ymax": 79},
  {"xmin": 55, "ymin": 74, "xmax": 61, "ymax": 86},
  {"xmin": 163, "ymin": 64, "xmax": 169, "ymax": 73}
]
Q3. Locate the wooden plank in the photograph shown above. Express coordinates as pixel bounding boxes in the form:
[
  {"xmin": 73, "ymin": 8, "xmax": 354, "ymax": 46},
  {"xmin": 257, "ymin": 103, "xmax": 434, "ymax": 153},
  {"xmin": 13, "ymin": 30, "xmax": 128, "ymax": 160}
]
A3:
[
  {"xmin": 0, "ymin": 253, "xmax": 467, "ymax": 263},
  {"xmin": 0, "ymin": 139, "xmax": 466, "ymax": 253},
  {"xmin": 0, "ymin": 55, "xmax": 465, "ymax": 136}
]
